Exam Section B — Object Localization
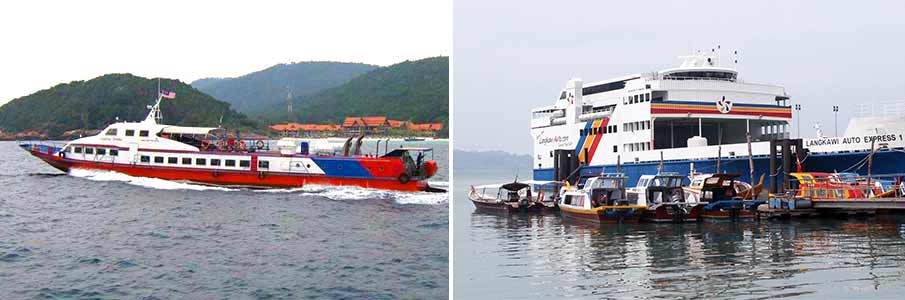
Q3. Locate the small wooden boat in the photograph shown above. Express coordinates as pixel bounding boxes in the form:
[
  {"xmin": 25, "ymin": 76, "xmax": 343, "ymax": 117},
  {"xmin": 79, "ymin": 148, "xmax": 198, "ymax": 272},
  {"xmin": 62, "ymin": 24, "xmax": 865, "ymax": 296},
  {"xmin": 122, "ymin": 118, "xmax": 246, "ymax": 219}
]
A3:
[
  {"xmin": 685, "ymin": 173, "xmax": 763, "ymax": 202},
  {"xmin": 627, "ymin": 173, "xmax": 702, "ymax": 222},
  {"xmin": 468, "ymin": 180, "xmax": 557, "ymax": 213},
  {"xmin": 558, "ymin": 174, "xmax": 645, "ymax": 223},
  {"xmin": 696, "ymin": 174, "xmax": 764, "ymax": 221}
]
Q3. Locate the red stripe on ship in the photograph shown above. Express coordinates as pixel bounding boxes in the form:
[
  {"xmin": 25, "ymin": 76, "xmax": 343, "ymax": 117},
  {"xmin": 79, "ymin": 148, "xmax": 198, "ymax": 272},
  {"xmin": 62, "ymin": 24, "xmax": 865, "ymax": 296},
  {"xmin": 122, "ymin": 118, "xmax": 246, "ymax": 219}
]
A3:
[
  {"xmin": 650, "ymin": 108, "xmax": 791, "ymax": 118},
  {"xmin": 586, "ymin": 119, "xmax": 608, "ymax": 163}
]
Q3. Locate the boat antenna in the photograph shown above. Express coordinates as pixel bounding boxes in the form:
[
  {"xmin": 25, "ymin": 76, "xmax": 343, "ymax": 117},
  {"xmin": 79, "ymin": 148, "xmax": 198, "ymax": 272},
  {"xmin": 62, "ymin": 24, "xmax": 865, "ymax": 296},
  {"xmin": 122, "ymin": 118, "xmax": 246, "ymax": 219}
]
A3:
[{"xmin": 143, "ymin": 79, "xmax": 164, "ymax": 124}]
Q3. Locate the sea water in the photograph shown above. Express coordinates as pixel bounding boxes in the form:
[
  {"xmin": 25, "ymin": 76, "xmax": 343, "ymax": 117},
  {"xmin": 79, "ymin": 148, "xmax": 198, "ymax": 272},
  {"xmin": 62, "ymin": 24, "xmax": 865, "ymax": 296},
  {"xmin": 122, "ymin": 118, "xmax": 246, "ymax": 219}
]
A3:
[
  {"xmin": 0, "ymin": 141, "xmax": 448, "ymax": 299},
  {"xmin": 454, "ymin": 168, "xmax": 905, "ymax": 299}
]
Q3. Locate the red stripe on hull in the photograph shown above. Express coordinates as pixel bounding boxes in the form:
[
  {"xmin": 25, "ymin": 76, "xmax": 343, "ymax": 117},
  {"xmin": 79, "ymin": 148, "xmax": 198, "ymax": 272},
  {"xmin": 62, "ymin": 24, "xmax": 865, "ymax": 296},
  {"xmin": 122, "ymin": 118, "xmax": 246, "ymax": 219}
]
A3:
[
  {"xmin": 30, "ymin": 151, "xmax": 427, "ymax": 192},
  {"xmin": 650, "ymin": 108, "xmax": 792, "ymax": 118}
]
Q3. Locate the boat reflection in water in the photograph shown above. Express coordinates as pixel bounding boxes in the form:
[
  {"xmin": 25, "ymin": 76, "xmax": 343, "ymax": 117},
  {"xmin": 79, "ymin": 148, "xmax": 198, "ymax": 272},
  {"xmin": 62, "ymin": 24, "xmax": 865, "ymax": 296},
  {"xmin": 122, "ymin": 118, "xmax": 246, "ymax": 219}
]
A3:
[{"xmin": 462, "ymin": 208, "xmax": 905, "ymax": 299}]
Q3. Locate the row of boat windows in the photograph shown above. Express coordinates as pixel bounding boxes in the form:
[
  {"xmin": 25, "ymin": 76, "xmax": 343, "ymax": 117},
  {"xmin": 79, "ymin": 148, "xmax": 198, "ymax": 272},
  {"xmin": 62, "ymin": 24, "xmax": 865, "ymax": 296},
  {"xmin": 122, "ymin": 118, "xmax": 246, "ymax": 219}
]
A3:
[
  {"xmin": 71, "ymin": 146, "xmax": 119, "ymax": 156},
  {"xmin": 624, "ymin": 120, "xmax": 651, "ymax": 132},
  {"xmin": 624, "ymin": 142, "xmax": 652, "ymax": 152},
  {"xmin": 624, "ymin": 93, "xmax": 651, "ymax": 105},
  {"xmin": 138, "ymin": 155, "xmax": 252, "ymax": 168},
  {"xmin": 579, "ymin": 125, "xmax": 618, "ymax": 136},
  {"xmin": 105, "ymin": 128, "xmax": 151, "ymax": 137}
]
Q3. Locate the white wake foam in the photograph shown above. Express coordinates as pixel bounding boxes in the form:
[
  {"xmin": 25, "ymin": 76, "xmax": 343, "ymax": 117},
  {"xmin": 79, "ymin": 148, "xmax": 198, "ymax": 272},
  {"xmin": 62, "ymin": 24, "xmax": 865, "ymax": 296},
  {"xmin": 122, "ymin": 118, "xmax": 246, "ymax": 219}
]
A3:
[
  {"xmin": 66, "ymin": 168, "xmax": 448, "ymax": 204},
  {"xmin": 68, "ymin": 168, "xmax": 234, "ymax": 191}
]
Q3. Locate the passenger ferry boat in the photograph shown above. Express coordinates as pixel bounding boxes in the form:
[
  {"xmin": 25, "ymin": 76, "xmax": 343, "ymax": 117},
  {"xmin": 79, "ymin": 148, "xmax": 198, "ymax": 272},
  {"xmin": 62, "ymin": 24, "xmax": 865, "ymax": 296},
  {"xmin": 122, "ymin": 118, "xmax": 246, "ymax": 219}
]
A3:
[
  {"xmin": 531, "ymin": 49, "xmax": 905, "ymax": 188},
  {"xmin": 20, "ymin": 94, "xmax": 439, "ymax": 192}
]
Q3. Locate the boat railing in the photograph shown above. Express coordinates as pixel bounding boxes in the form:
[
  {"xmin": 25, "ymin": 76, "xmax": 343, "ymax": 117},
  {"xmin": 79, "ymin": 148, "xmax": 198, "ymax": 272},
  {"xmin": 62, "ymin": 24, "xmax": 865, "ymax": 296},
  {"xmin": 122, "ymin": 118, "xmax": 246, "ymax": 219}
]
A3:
[{"xmin": 854, "ymin": 101, "xmax": 905, "ymax": 118}]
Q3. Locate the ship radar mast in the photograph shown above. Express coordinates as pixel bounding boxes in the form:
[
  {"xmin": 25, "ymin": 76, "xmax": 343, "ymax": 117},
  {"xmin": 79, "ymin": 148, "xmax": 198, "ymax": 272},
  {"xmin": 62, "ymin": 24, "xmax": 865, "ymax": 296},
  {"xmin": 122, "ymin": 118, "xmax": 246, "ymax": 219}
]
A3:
[{"xmin": 143, "ymin": 78, "xmax": 165, "ymax": 124}]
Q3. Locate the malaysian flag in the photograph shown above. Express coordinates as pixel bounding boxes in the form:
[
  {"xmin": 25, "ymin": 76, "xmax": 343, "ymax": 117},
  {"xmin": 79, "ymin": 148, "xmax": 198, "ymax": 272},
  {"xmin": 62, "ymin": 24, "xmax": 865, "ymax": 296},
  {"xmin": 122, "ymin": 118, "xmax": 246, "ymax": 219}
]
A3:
[{"xmin": 160, "ymin": 90, "xmax": 176, "ymax": 99}]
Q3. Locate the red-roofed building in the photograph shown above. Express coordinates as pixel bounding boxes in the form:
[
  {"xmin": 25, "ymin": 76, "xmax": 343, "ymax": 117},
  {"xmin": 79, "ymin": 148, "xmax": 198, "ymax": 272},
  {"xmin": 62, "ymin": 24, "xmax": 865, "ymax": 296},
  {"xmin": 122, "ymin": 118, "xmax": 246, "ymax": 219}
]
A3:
[
  {"xmin": 270, "ymin": 122, "xmax": 342, "ymax": 137},
  {"xmin": 344, "ymin": 116, "xmax": 391, "ymax": 134},
  {"xmin": 388, "ymin": 120, "xmax": 406, "ymax": 128}
]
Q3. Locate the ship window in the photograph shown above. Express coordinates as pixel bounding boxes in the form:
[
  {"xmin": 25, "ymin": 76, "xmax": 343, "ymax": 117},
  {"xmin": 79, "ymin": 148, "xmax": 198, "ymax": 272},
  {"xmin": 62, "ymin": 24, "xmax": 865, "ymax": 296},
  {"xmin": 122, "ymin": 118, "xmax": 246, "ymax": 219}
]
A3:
[
  {"xmin": 168, "ymin": 157, "xmax": 178, "ymax": 164},
  {"xmin": 125, "ymin": 129, "xmax": 135, "ymax": 136},
  {"xmin": 210, "ymin": 159, "xmax": 221, "ymax": 166},
  {"xmin": 109, "ymin": 149, "xmax": 118, "ymax": 156},
  {"xmin": 225, "ymin": 160, "xmax": 236, "ymax": 167},
  {"xmin": 140, "ymin": 155, "xmax": 150, "ymax": 163},
  {"xmin": 74, "ymin": 147, "xmax": 83, "ymax": 153},
  {"xmin": 613, "ymin": 145, "xmax": 617, "ymax": 153},
  {"xmin": 645, "ymin": 94, "xmax": 650, "ymax": 102},
  {"xmin": 195, "ymin": 158, "xmax": 206, "ymax": 166},
  {"xmin": 139, "ymin": 130, "xmax": 149, "ymax": 137},
  {"xmin": 258, "ymin": 160, "xmax": 269, "ymax": 169},
  {"xmin": 559, "ymin": 91, "xmax": 567, "ymax": 99},
  {"xmin": 239, "ymin": 160, "xmax": 250, "ymax": 168},
  {"xmin": 97, "ymin": 148, "xmax": 106, "ymax": 155},
  {"xmin": 549, "ymin": 151, "xmax": 553, "ymax": 158},
  {"xmin": 154, "ymin": 156, "xmax": 164, "ymax": 163},
  {"xmin": 182, "ymin": 157, "xmax": 192, "ymax": 165},
  {"xmin": 85, "ymin": 148, "xmax": 94, "ymax": 154},
  {"xmin": 582, "ymin": 79, "xmax": 633, "ymax": 96},
  {"xmin": 106, "ymin": 129, "xmax": 117, "ymax": 136}
]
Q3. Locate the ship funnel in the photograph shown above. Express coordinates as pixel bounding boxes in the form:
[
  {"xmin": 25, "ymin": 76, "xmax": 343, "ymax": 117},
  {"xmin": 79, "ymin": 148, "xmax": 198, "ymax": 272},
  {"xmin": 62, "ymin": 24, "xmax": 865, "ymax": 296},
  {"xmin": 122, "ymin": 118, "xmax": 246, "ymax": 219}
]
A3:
[{"xmin": 565, "ymin": 78, "xmax": 583, "ymax": 124}]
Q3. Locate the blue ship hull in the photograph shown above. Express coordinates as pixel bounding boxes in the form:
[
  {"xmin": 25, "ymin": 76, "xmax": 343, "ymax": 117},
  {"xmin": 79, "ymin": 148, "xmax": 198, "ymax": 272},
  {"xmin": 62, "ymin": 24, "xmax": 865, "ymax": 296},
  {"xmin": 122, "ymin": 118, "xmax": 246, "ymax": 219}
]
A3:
[{"xmin": 534, "ymin": 149, "xmax": 905, "ymax": 187}]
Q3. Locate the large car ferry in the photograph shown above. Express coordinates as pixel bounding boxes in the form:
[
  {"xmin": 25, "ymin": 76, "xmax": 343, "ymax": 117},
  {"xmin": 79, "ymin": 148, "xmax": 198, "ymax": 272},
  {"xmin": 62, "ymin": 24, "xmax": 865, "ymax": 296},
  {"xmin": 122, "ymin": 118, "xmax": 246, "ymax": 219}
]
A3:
[
  {"xmin": 21, "ymin": 94, "xmax": 439, "ymax": 192},
  {"xmin": 531, "ymin": 49, "xmax": 905, "ymax": 188}
]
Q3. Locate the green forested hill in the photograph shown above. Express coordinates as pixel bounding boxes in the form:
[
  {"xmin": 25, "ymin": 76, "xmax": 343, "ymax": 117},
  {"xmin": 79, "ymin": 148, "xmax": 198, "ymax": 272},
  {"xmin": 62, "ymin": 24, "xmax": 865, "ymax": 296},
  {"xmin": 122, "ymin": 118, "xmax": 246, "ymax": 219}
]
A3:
[
  {"xmin": 283, "ymin": 56, "xmax": 448, "ymax": 125},
  {"xmin": 191, "ymin": 62, "xmax": 377, "ymax": 114},
  {"xmin": 0, "ymin": 74, "xmax": 254, "ymax": 137}
]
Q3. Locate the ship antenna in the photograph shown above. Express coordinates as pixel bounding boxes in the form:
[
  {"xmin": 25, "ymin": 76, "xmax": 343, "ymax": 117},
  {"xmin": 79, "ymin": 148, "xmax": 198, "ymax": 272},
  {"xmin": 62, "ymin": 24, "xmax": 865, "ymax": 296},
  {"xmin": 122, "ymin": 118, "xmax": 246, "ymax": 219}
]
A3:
[{"xmin": 143, "ymin": 80, "xmax": 164, "ymax": 124}]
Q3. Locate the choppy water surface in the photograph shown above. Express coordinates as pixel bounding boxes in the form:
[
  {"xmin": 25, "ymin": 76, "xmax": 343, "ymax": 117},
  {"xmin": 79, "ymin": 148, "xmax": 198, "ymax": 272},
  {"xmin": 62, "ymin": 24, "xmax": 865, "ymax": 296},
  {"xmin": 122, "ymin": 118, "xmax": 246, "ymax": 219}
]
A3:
[
  {"xmin": 454, "ymin": 169, "xmax": 905, "ymax": 299},
  {"xmin": 0, "ymin": 141, "xmax": 448, "ymax": 299}
]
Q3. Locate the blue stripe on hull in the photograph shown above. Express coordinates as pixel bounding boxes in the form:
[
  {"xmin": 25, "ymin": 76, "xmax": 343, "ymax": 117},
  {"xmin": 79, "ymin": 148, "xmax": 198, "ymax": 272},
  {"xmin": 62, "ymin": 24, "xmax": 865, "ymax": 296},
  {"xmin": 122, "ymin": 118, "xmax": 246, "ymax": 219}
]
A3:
[{"xmin": 534, "ymin": 149, "xmax": 905, "ymax": 186}]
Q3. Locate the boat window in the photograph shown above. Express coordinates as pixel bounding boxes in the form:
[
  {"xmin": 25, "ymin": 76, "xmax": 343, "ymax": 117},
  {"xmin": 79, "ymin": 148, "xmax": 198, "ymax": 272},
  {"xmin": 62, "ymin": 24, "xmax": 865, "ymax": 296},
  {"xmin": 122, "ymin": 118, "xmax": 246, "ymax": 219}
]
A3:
[
  {"xmin": 559, "ymin": 91, "xmax": 567, "ymax": 99},
  {"xmin": 106, "ymin": 129, "xmax": 117, "ymax": 136},
  {"xmin": 210, "ymin": 159, "xmax": 221, "ymax": 166},
  {"xmin": 613, "ymin": 145, "xmax": 617, "ymax": 153},
  {"xmin": 168, "ymin": 157, "xmax": 178, "ymax": 164},
  {"xmin": 125, "ymin": 129, "xmax": 135, "ymax": 136},
  {"xmin": 139, "ymin": 130, "xmax": 149, "ymax": 137},
  {"xmin": 240, "ymin": 160, "xmax": 250, "ymax": 168},
  {"xmin": 154, "ymin": 156, "xmax": 164, "ymax": 163},
  {"xmin": 182, "ymin": 157, "xmax": 192, "ymax": 165},
  {"xmin": 97, "ymin": 148, "xmax": 106, "ymax": 155},
  {"xmin": 225, "ymin": 160, "xmax": 236, "ymax": 167},
  {"xmin": 638, "ymin": 179, "xmax": 649, "ymax": 187},
  {"xmin": 563, "ymin": 195, "xmax": 574, "ymax": 205},
  {"xmin": 258, "ymin": 160, "xmax": 269, "ymax": 169},
  {"xmin": 109, "ymin": 149, "xmax": 118, "ymax": 156},
  {"xmin": 195, "ymin": 158, "xmax": 206, "ymax": 166},
  {"xmin": 140, "ymin": 155, "xmax": 150, "ymax": 163},
  {"xmin": 85, "ymin": 148, "xmax": 94, "ymax": 154},
  {"xmin": 73, "ymin": 147, "xmax": 82, "ymax": 153}
]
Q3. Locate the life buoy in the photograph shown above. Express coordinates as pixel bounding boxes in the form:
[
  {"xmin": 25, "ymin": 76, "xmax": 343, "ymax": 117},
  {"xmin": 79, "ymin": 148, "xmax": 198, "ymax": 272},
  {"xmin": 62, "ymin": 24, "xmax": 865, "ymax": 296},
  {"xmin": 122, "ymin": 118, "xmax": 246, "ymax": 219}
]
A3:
[
  {"xmin": 398, "ymin": 173, "xmax": 410, "ymax": 184},
  {"xmin": 255, "ymin": 140, "xmax": 265, "ymax": 149}
]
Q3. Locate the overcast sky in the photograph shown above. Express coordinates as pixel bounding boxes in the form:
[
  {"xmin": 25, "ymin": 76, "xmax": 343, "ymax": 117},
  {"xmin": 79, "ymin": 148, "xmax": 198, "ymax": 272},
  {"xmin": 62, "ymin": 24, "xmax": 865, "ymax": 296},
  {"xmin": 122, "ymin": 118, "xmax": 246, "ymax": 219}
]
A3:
[
  {"xmin": 0, "ymin": 0, "xmax": 450, "ymax": 106},
  {"xmin": 454, "ymin": 0, "xmax": 905, "ymax": 154}
]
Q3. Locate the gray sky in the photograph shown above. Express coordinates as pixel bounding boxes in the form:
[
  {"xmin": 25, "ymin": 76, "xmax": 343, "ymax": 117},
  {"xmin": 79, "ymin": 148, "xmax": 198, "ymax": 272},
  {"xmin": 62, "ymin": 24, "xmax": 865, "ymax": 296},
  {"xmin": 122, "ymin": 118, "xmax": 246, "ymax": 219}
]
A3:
[
  {"xmin": 454, "ymin": 0, "xmax": 905, "ymax": 154},
  {"xmin": 0, "ymin": 0, "xmax": 450, "ymax": 106}
]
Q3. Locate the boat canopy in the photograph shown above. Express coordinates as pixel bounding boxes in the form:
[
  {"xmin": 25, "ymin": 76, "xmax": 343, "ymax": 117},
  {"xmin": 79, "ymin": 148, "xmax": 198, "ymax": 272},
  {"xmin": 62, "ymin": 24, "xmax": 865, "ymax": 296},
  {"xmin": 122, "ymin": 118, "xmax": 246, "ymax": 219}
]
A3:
[
  {"xmin": 161, "ymin": 126, "xmax": 218, "ymax": 135},
  {"xmin": 473, "ymin": 180, "xmax": 558, "ymax": 190}
]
